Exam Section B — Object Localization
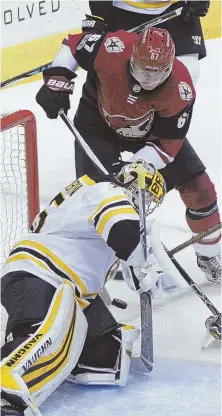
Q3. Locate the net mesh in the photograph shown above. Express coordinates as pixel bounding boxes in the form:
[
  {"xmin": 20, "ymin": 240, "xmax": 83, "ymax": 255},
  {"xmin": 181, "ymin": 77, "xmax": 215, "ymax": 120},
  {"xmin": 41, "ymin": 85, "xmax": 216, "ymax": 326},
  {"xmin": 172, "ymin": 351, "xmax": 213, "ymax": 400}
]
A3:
[
  {"xmin": 1, "ymin": 110, "xmax": 39, "ymax": 345},
  {"xmin": 1, "ymin": 124, "xmax": 29, "ymax": 265}
]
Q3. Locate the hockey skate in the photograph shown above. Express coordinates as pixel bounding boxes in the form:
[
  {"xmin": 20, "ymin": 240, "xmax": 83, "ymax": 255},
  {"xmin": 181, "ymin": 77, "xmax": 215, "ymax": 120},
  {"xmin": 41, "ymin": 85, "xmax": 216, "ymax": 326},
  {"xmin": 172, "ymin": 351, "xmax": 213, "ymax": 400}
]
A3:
[
  {"xmin": 1, "ymin": 398, "xmax": 26, "ymax": 416},
  {"xmin": 202, "ymin": 314, "xmax": 221, "ymax": 349},
  {"xmin": 197, "ymin": 254, "xmax": 221, "ymax": 283}
]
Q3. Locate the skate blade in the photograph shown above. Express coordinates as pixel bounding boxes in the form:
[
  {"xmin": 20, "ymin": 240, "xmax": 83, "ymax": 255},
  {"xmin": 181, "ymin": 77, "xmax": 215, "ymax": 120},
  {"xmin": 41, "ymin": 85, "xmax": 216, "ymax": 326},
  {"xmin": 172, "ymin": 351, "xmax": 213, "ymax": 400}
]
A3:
[{"xmin": 202, "ymin": 330, "xmax": 221, "ymax": 350}]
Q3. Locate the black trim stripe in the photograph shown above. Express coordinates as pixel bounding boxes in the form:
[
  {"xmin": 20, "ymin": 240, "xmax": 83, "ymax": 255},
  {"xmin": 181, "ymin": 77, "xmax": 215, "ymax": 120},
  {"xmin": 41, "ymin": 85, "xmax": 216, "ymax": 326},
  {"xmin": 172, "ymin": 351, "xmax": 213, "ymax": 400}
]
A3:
[
  {"xmin": 94, "ymin": 200, "xmax": 131, "ymax": 228},
  {"xmin": 25, "ymin": 302, "xmax": 76, "ymax": 387},
  {"xmin": 186, "ymin": 201, "xmax": 218, "ymax": 221},
  {"xmin": 50, "ymin": 192, "xmax": 65, "ymax": 207},
  {"xmin": 10, "ymin": 247, "xmax": 69, "ymax": 280},
  {"xmin": 9, "ymin": 247, "xmax": 81, "ymax": 298}
]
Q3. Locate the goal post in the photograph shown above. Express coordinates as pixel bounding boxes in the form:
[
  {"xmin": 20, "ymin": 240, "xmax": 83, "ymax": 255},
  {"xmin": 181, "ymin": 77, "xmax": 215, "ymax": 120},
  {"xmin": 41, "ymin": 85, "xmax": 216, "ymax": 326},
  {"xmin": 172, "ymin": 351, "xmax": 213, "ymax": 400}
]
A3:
[{"xmin": 1, "ymin": 110, "xmax": 40, "ymax": 265}]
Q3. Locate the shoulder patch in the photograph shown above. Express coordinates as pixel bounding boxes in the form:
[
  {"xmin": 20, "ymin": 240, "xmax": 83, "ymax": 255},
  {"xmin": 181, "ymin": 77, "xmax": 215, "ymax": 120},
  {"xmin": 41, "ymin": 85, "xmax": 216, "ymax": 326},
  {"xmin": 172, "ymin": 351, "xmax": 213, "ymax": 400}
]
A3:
[
  {"xmin": 104, "ymin": 37, "xmax": 125, "ymax": 53},
  {"xmin": 178, "ymin": 82, "xmax": 193, "ymax": 101}
]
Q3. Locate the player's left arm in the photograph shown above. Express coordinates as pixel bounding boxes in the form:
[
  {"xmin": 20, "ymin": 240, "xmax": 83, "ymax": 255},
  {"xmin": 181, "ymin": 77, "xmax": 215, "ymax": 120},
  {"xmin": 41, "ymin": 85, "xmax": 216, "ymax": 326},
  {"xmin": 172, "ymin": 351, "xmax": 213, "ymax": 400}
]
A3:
[{"xmin": 150, "ymin": 100, "xmax": 195, "ymax": 162}]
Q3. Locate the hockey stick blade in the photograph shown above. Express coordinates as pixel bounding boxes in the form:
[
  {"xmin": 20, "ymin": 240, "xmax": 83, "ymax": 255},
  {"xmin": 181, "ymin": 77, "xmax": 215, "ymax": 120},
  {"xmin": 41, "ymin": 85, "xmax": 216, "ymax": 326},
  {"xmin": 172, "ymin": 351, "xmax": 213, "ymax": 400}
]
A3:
[{"xmin": 140, "ymin": 291, "xmax": 153, "ymax": 372}]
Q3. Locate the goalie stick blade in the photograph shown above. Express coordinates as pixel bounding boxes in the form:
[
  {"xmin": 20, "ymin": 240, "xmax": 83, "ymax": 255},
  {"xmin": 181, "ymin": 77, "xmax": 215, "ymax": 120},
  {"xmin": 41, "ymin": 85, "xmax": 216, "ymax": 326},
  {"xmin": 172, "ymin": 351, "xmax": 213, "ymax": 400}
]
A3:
[
  {"xmin": 98, "ymin": 287, "xmax": 112, "ymax": 307},
  {"xmin": 140, "ymin": 291, "xmax": 153, "ymax": 373},
  {"xmin": 130, "ymin": 357, "xmax": 152, "ymax": 374}
]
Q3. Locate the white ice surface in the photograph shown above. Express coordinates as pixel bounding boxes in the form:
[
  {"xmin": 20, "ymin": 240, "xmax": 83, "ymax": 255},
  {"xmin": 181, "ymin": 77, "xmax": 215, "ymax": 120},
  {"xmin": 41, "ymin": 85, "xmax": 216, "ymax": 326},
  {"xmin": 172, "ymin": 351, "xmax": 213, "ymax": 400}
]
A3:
[{"xmin": 1, "ymin": 38, "xmax": 221, "ymax": 415}]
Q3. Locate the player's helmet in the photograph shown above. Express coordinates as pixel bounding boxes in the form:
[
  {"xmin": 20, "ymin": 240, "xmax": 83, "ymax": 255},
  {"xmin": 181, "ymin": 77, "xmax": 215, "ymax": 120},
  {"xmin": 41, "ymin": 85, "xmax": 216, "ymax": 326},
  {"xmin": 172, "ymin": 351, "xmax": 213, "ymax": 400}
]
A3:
[
  {"xmin": 117, "ymin": 162, "xmax": 166, "ymax": 215},
  {"xmin": 130, "ymin": 27, "xmax": 175, "ymax": 91}
]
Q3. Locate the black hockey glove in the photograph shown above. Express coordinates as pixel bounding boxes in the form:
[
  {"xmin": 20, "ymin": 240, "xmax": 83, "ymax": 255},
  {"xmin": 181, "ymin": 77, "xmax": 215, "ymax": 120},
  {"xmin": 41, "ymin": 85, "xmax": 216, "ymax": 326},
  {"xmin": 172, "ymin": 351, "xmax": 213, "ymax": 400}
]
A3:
[
  {"xmin": 182, "ymin": 1, "xmax": 210, "ymax": 21},
  {"xmin": 82, "ymin": 14, "xmax": 108, "ymax": 33},
  {"xmin": 36, "ymin": 67, "xmax": 76, "ymax": 119}
]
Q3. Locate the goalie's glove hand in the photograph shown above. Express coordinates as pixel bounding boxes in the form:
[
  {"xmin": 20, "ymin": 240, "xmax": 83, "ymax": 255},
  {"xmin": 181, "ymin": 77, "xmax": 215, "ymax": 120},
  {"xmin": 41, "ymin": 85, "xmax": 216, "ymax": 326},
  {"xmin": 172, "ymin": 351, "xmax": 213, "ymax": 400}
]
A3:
[
  {"xmin": 36, "ymin": 67, "xmax": 76, "ymax": 119},
  {"xmin": 121, "ymin": 243, "xmax": 161, "ymax": 294},
  {"xmin": 182, "ymin": 1, "xmax": 210, "ymax": 21}
]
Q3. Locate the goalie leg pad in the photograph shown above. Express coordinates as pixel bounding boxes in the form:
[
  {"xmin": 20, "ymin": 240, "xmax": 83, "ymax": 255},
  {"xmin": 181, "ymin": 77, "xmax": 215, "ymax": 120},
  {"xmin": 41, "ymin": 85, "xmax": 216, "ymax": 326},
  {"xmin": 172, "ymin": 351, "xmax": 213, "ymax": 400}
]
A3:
[
  {"xmin": 70, "ymin": 325, "xmax": 139, "ymax": 386},
  {"xmin": 1, "ymin": 280, "xmax": 88, "ymax": 411}
]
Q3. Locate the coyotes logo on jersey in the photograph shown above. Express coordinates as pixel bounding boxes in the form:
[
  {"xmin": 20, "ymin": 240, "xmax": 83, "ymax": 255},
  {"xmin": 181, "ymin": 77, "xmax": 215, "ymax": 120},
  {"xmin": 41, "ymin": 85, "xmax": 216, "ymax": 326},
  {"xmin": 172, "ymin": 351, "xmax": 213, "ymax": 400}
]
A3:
[{"xmin": 102, "ymin": 108, "xmax": 154, "ymax": 139}]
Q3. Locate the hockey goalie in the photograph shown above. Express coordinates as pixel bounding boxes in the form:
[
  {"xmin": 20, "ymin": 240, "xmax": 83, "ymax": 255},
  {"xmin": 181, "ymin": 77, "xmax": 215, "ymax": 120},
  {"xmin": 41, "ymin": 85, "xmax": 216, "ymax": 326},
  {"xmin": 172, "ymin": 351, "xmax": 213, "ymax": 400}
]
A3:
[{"xmin": 1, "ymin": 163, "xmax": 167, "ymax": 416}]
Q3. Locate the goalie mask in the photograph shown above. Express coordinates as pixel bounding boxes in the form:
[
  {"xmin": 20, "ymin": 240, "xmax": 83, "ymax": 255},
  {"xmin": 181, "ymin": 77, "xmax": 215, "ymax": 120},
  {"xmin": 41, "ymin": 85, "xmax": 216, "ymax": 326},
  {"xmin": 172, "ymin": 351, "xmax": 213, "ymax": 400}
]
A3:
[{"xmin": 117, "ymin": 162, "xmax": 166, "ymax": 215}]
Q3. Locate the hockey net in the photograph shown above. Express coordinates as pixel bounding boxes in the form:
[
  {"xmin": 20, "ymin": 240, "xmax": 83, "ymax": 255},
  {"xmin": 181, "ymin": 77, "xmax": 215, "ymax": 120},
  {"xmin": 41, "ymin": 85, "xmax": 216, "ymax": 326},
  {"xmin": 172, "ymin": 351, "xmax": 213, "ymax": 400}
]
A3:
[{"xmin": 1, "ymin": 110, "xmax": 40, "ymax": 340}]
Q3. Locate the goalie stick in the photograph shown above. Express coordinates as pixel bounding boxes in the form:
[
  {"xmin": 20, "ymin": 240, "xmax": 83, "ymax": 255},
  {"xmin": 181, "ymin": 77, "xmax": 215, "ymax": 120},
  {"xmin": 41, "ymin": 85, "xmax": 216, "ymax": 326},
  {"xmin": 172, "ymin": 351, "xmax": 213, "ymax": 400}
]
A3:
[
  {"xmin": 136, "ymin": 164, "xmax": 153, "ymax": 372},
  {"xmin": 1, "ymin": 7, "xmax": 183, "ymax": 88},
  {"xmin": 60, "ymin": 111, "xmax": 153, "ymax": 373}
]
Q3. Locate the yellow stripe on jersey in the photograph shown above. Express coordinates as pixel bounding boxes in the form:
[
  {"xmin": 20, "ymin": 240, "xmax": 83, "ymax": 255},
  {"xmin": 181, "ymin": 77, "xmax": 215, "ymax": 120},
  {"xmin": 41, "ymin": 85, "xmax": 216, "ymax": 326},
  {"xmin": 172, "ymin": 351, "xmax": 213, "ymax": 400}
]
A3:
[
  {"xmin": 10, "ymin": 240, "xmax": 87, "ymax": 296},
  {"xmin": 64, "ymin": 278, "xmax": 90, "ymax": 310},
  {"xmin": 80, "ymin": 175, "xmax": 96, "ymax": 186},
  {"xmin": 6, "ymin": 253, "xmax": 49, "ymax": 271},
  {"xmin": 89, "ymin": 194, "xmax": 128, "ymax": 221},
  {"xmin": 97, "ymin": 207, "xmax": 136, "ymax": 236},
  {"xmin": 124, "ymin": 0, "xmax": 178, "ymax": 10}
]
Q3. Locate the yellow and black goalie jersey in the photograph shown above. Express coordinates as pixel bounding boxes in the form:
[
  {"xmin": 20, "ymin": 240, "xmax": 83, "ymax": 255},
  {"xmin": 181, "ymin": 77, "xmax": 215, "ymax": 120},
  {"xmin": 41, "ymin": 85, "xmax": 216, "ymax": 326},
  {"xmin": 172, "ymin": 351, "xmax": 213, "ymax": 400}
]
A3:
[
  {"xmin": 2, "ymin": 175, "xmax": 140, "ymax": 297},
  {"xmin": 113, "ymin": 1, "xmax": 179, "ymax": 15}
]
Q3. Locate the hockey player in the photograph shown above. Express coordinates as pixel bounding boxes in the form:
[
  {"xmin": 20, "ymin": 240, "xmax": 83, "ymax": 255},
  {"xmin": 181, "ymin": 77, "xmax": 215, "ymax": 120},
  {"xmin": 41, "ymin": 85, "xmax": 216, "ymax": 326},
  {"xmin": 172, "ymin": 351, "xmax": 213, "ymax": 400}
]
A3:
[
  {"xmin": 36, "ymin": 20, "xmax": 221, "ymax": 282},
  {"xmin": 88, "ymin": 0, "xmax": 210, "ymax": 85},
  {"xmin": 1, "ymin": 165, "xmax": 165, "ymax": 416}
]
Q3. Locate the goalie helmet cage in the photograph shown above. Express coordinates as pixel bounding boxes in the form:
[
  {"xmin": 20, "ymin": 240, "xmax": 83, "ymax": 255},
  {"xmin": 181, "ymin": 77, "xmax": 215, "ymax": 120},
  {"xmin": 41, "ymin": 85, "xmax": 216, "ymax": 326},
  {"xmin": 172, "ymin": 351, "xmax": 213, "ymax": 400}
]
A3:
[{"xmin": 1, "ymin": 110, "xmax": 40, "ymax": 266}]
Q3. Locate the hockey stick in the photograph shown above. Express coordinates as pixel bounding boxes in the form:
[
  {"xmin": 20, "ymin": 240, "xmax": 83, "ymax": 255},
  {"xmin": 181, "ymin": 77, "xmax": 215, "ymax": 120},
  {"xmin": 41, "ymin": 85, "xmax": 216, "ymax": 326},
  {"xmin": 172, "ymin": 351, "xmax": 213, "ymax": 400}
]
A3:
[
  {"xmin": 116, "ymin": 222, "xmax": 222, "ymax": 280},
  {"xmin": 59, "ymin": 111, "xmax": 109, "ymax": 174},
  {"xmin": 165, "ymin": 243, "xmax": 221, "ymax": 347},
  {"xmin": 136, "ymin": 164, "xmax": 153, "ymax": 373},
  {"xmin": 164, "ymin": 245, "xmax": 220, "ymax": 316},
  {"xmin": 60, "ymin": 111, "xmax": 153, "ymax": 372},
  {"xmin": 128, "ymin": 6, "xmax": 183, "ymax": 33},
  {"xmin": 169, "ymin": 222, "xmax": 222, "ymax": 256},
  {"xmin": 0, "ymin": 62, "xmax": 52, "ymax": 88},
  {"xmin": 1, "ymin": 7, "xmax": 182, "ymax": 88}
]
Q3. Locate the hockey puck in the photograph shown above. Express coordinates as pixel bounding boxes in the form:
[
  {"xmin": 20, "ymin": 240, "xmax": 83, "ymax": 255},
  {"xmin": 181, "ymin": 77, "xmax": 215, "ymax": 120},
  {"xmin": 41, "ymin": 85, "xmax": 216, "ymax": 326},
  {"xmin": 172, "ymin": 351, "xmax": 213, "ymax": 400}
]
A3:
[{"xmin": 112, "ymin": 298, "xmax": 127, "ymax": 309}]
